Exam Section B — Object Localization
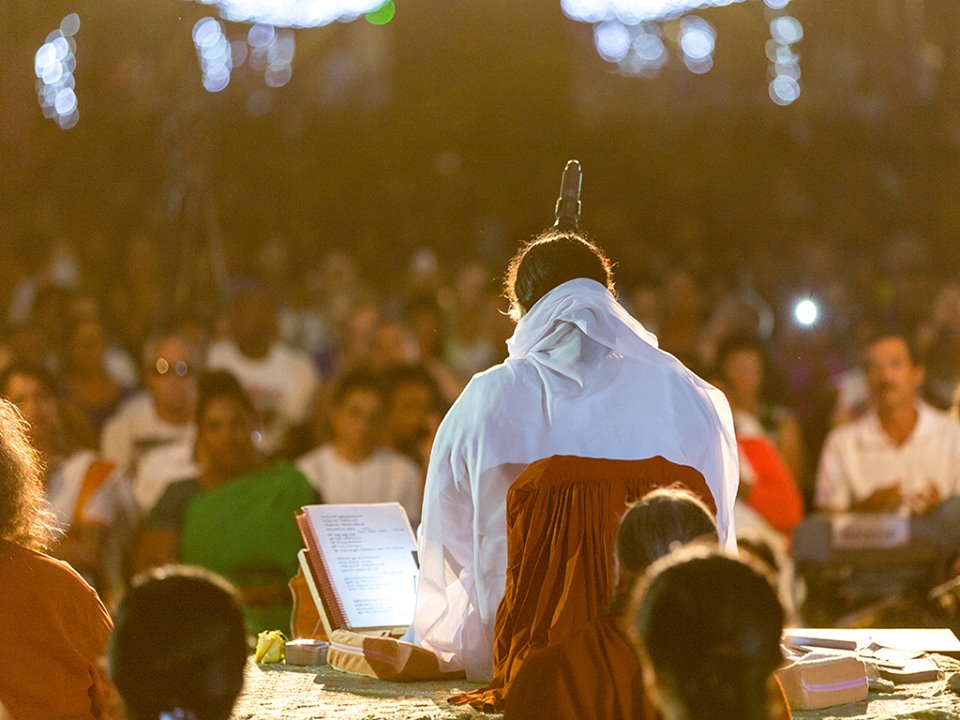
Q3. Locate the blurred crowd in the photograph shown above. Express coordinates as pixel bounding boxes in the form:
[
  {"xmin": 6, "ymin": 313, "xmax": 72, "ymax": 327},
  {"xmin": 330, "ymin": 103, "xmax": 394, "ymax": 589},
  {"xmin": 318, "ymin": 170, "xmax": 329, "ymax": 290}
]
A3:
[{"xmin": 2, "ymin": 228, "xmax": 960, "ymax": 620}]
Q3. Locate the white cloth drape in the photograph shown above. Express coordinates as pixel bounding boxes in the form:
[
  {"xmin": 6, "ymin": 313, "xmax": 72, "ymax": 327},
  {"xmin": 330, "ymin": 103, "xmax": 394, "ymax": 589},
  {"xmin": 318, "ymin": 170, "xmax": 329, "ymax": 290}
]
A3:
[{"xmin": 408, "ymin": 278, "xmax": 739, "ymax": 680}]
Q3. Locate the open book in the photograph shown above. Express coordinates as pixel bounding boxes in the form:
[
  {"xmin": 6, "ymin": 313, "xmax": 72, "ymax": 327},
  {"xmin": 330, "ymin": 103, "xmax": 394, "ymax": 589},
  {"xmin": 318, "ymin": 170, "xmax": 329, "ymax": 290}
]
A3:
[{"xmin": 296, "ymin": 503, "xmax": 418, "ymax": 637}]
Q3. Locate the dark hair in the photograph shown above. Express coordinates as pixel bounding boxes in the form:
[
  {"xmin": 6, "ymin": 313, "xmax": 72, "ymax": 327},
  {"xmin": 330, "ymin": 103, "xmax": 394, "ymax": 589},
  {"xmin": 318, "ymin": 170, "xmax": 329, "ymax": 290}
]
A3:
[
  {"xmin": 109, "ymin": 565, "xmax": 248, "ymax": 720},
  {"xmin": 631, "ymin": 547, "xmax": 784, "ymax": 720},
  {"xmin": 504, "ymin": 230, "xmax": 615, "ymax": 321},
  {"xmin": 382, "ymin": 364, "xmax": 440, "ymax": 406},
  {"xmin": 0, "ymin": 399, "xmax": 57, "ymax": 551},
  {"xmin": 0, "ymin": 362, "xmax": 57, "ymax": 399},
  {"xmin": 331, "ymin": 368, "xmax": 386, "ymax": 407},
  {"xmin": 616, "ymin": 487, "xmax": 717, "ymax": 575},
  {"xmin": 714, "ymin": 333, "xmax": 767, "ymax": 376},
  {"xmin": 864, "ymin": 329, "xmax": 922, "ymax": 367},
  {"xmin": 195, "ymin": 371, "xmax": 256, "ymax": 426}
]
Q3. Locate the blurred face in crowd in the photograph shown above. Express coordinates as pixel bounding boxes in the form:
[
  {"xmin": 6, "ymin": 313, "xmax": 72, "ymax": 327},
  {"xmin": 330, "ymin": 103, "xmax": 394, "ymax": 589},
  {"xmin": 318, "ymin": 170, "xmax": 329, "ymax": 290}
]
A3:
[
  {"xmin": 3, "ymin": 372, "xmax": 59, "ymax": 449},
  {"xmin": 387, "ymin": 379, "xmax": 435, "ymax": 447},
  {"xmin": 721, "ymin": 348, "xmax": 764, "ymax": 405},
  {"xmin": 372, "ymin": 321, "xmax": 417, "ymax": 370},
  {"xmin": 231, "ymin": 291, "xmax": 277, "ymax": 359},
  {"xmin": 331, "ymin": 387, "xmax": 383, "ymax": 462},
  {"xmin": 196, "ymin": 396, "xmax": 258, "ymax": 481},
  {"xmin": 68, "ymin": 319, "xmax": 107, "ymax": 375},
  {"xmin": 865, "ymin": 336, "xmax": 923, "ymax": 414},
  {"xmin": 146, "ymin": 337, "xmax": 197, "ymax": 423}
]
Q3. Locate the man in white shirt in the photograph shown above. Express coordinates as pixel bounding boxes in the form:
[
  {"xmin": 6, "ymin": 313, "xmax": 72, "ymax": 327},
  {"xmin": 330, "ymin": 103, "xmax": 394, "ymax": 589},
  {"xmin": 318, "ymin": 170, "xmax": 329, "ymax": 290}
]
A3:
[
  {"xmin": 297, "ymin": 369, "xmax": 422, "ymax": 524},
  {"xmin": 101, "ymin": 332, "xmax": 198, "ymax": 473},
  {"xmin": 408, "ymin": 232, "xmax": 738, "ymax": 681},
  {"xmin": 815, "ymin": 333, "xmax": 960, "ymax": 515},
  {"xmin": 207, "ymin": 286, "xmax": 319, "ymax": 456}
]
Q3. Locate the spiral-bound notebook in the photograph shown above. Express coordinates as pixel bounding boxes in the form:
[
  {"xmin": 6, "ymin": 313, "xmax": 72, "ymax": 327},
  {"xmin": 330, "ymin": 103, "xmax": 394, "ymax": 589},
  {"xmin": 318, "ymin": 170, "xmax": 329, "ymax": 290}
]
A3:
[{"xmin": 296, "ymin": 503, "xmax": 419, "ymax": 637}]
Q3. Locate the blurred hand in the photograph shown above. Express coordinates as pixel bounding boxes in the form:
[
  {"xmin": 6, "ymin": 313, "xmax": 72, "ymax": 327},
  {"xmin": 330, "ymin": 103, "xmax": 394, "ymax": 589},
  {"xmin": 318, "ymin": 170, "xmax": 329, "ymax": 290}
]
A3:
[{"xmin": 852, "ymin": 483, "xmax": 903, "ymax": 513}]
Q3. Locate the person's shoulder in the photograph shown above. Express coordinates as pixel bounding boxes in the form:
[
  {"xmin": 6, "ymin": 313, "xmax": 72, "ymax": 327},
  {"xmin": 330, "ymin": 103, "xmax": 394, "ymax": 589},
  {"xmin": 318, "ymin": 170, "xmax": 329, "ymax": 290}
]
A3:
[
  {"xmin": 206, "ymin": 338, "xmax": 237, "ymax": 361},
  {"xmin": 823, "ymin": 413, "xmax": 874, "ymax": 447},
  {"xmin": 919, "ymin": 402, "xmax": 960, "ymax": 437},
  {"xmin": 0, "ymin": 541, "xmax": 101, "ymax": 601},
  {"xmin": 296, "ymin": 443, "xmax": 333, "ymax": 468},
  {"xmin": 271, "ymin": 342, "xmax": 317, "ymax": 374},
  {"xmin": 109, "ymin": 390, "xmax": 154, "ymax": 419},
  {"xmin": 155, "ymin": 477, "xmax": 202, "ymax": 506},
  {"xmin": 375, "ymin": 447, "xmax": 422, "ymax": 476}
]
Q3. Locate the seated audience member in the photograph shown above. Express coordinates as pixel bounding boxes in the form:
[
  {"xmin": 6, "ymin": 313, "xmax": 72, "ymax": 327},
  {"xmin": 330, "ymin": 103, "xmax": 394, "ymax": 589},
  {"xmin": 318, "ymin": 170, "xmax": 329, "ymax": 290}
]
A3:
[
  {"xmin": 716, "ymin": 333, "xmax": 806, "ymax": 485},
  {"xmin": 631, "ymin": 547, "xmax": 787, "ymax": 720},
  {"xmin": 504, "ymin": 487, "xmax": 718, "ymax": 720},
  {"xmin": 0, "ymin": 398, "xmax": 113, "ymax": 720},
  {"xmin": 815, "ymin": 332, "xmax": 960, "ymax": 516},
  {"xmin": 382, "ymin": 363, "xmax": 442, "ymax": 472},
  {"xmin": 110, "ymin": 566, "xmax": 248, "ymax": 720},
  {"xmin": 1, "ymin": 362, "xmax": 136, "ymax": 600},
  {"xmin": 715, "ymin": 334, "xmax": 804, "ymax": 539},
  {"xmin": 134, "ymin": 371, "xmax": 316, "ymax": 634},
  {"xmin": 297, "ymin": 369, "xmax": 423, "ymax": 524},
  {"xmin": 206, "ymin": 284, "xmax": 319, "ymax": 456},
  {"xmin": 101, "ymin": 331, "xmax": 198, "ymax": 473},
  {"xmin": 59, "ymin": 316, "xmax": 131, "ymax": 446}
]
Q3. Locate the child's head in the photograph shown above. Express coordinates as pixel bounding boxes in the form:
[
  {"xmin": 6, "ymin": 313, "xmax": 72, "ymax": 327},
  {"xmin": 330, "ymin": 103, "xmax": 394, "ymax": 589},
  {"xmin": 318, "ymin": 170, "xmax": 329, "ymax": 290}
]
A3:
[
  {"xmin": 617, "ymin": 487, "xmax": 717, "ymax": 577},
  {"xmin": 631, "ymin": 547, "xmax": 784, "ymax": 720},
  {"xmin": 110, "ymin": 566, "xmax": 248, "ymax": 720}
]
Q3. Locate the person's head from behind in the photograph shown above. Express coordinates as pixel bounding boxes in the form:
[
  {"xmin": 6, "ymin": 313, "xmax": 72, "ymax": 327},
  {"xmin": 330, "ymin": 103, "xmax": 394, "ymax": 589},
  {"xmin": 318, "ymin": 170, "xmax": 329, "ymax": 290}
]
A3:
[
  {"xmin": 631, "ymin": 547, "xmax": 784, "ymax": 720},
  {"xmin": 329, "ymin": 369, "xmax": 386, "ymax": 463},
  {"xmin": 0, "ymin": 398, "xmax": 56, "ymax": 552},
  {"xmin": 864, "ymin": 331, "xmax": 923, "ymax": 416},
  {"xmin": 195, "ymin": 371, "xmax": 260, "ymax": 482},
  {"xmin": 614, "ymin": 487, "xmax": 717, "ymax": 597},
  {"xmin": 110, "ymin": 565, "xmax": 248, "ymax": 720},
  {"xmin": 504, "ymin": 230, "xmax": 615, "ymax": 322}
]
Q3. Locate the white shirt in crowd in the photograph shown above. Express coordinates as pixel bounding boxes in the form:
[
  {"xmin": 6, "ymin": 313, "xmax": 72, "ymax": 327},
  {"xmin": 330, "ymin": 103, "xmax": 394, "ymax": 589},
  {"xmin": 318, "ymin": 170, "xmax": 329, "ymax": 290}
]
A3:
[
  {"xmin": 408, "ymin": 278, "xmax": 739, "ymax": 681},
  {"xmin": 100, "ymin": 391, "xmax": 195, "ymax": 471},
  {"xmin": 815, "ymin": 401, "xmax": 960, "ymax": 512},
  {"xmin": 131, "ymin": 438, "xmax": 199, "ymax": 513},
  {"xmin": 296, "ymin": 444, "xmax": 423, "ymax": 525},
  {"xmin": 206, "ymin": 339, "xmax": 319, "ymax": 453}
]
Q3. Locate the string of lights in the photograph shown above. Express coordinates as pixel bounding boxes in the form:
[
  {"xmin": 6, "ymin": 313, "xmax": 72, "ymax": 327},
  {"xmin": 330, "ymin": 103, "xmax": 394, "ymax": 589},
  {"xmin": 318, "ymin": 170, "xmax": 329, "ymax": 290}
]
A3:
[{"xmin": 35, "ymin": 13, "xmax": 81, "ymax": 130}]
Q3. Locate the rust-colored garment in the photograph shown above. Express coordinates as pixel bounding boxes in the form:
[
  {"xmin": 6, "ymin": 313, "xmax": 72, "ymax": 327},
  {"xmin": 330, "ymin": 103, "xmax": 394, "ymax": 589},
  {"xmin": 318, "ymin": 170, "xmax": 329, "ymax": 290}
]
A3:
[
  {"xmin": 0, "ymin": 539, "xmax": 114, "ymax": 720},
  {"xmin": 450, "ymin": 455, "xmax": 714, "ymax": 712},
  {"xmin": 504, "ymin": 616, "xmax": 794, "ymax": 720},
  {"xmin": 503, "ymin": 614, "xmax": 655, "ymax": 720}
]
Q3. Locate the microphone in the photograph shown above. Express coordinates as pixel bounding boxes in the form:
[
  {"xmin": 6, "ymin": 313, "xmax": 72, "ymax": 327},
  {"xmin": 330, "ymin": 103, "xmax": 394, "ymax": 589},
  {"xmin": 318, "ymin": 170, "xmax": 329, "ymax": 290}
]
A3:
[{"xmin": 553, "ymin": 159, "xmax": 582, "ymax": 232}]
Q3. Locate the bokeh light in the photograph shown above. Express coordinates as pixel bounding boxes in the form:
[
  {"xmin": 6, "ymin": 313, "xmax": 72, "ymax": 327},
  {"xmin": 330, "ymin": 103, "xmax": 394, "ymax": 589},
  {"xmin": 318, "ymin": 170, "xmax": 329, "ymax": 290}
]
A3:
[
  {"xmin": 563, "ymin": 0, "xmax": 746, "ymax": 24},
  {"xmin": 193, "ymin": 17, "xmax": 232, "ymax": 92},
  {"xmin": 793, "ymin": 298, "xmax": 819, "ymax": 326},
  {"xmin": 595, "ymin": 21, "xmax": 632, "ymax": 63},
  {"xmin": 35, "ymin": 15, "xmax": 79, "ymax": 129},
  {"xmin": 194, "ymin": 0, "xmax": 392, "ymax": 28},
  {"xmin": 765, "ymin": 7, "xmax": 802, "ymax": 106}
]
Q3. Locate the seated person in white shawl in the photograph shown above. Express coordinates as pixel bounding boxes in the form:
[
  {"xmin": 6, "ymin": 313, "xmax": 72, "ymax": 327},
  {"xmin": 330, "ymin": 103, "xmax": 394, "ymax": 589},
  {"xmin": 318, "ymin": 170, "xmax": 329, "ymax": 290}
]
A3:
[{"xmin": 408, "ymin": 231, "xmax": 739, "ymax": 681}]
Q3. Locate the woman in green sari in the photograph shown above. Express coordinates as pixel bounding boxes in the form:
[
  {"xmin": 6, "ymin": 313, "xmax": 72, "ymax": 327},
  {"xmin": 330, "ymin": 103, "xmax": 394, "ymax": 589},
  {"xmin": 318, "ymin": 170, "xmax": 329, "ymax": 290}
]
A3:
[{"xmin": 134, "ymin": 371, "xmax": 316, "ymax": 635}]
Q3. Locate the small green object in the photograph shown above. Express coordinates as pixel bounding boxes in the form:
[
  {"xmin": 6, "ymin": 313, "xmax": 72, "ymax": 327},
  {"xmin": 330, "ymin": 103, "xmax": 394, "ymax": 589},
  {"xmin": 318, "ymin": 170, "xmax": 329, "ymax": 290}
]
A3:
[{"xmin": 366, "ymin": 0, "xmax": 395, "ymax": 25}]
